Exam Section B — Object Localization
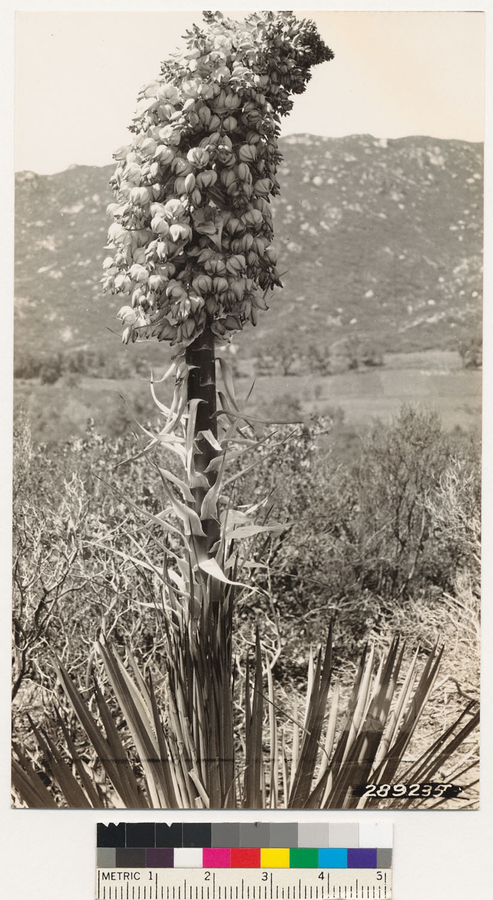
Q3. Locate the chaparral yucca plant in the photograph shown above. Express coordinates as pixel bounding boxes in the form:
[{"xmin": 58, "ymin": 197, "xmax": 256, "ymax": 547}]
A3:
[{"xmin": 12, "ymin": 11, "xmax": 479, "ymax": 809}]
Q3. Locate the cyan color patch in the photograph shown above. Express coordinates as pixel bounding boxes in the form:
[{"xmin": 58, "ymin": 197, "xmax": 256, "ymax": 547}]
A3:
[{"xmin": 318, "ymin": 849, "xmax": 347, "ymax": 869}]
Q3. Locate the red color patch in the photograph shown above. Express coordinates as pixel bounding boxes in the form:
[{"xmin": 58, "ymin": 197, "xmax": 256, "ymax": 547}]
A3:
[{"xmin": 231, "ymin": 848, "xmax": 261, "ymax": 868}]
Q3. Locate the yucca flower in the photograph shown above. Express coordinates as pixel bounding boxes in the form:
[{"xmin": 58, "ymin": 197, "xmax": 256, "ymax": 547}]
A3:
[{"xmin": 102, "ymin": 11, "xmax": 333, "ymax": 347}]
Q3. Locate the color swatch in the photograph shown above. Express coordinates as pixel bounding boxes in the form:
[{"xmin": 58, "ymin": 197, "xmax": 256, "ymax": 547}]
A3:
[{"xmin": 97, "ymin": 822, "xmax": 392, "ymax": 870}]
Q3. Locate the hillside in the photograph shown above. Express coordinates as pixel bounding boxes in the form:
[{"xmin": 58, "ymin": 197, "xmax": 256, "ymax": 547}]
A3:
[{"xmin": 15, "ymin": 133, "xmax": 483, "ymax": 378}]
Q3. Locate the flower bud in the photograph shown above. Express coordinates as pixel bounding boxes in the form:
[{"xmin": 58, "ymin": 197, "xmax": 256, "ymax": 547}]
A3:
[
  {"xmin": 125, "ymin": 163, "xmax": 143, "ymax": 184},
  {"xmin": 241, "ymin": 108, "xmax": 262, "ymax": 127},
  {"xmin": 238, "ymin": 144, "xmax": 257, "ymax": 163},
  {"xmin": 237, "ymin": 162, "xmax": 252, "ymax": 183},
  {"xmin": 224, "ymin": 314, "xmax": 242, "ymax": 331},
  {"xmin": 189, "ymin": 294, "xmax": 205, "ymax": 313},
  {"xmin": 224, "ymin": 92, "xmax": 241, "ymax": 110},
  {"xmin": 117, "ymin": 305, "xmax": 137, "ymax": 325},
  {"xmin": 156, "ymin": 83, "xmax": 180, "ymax": 105},
  {"xmin": 181, "ymin": 78, "xmax": 200, "ymax": 98},
  {"xmin": 121, "ymin": 325, "xmax": 134, "ymax": 344},
  {"xmin": 213, "ymin": 276, "xmax": 229, "ymax": 294},
  {"xmin": 225, "ymin": 254, "xmax": 246, "ymax": 275},
  {"xmin": 211, "ymin": 319, "xmax": 226, "ymax": 336},
  {"xmin": 141, "ymin": 137, "xmax": 157, "ymax": 157},
  {"xmin": 197, "ymin": 106, "xmax": 212, "ymax": 128},
  {"xmin": 187, "ymin": 147, "xmax": 210, "ymax": 168},
  {"xmin": 159, "ymin": 262, "xmax": 176, "ymax": 278},
  {"xmin": 241, "ymin": 208, "xmax": 263, "ymax": 228},
  {"xmin": 148, "ymin": 274, "xmax": 165, "ymax": 291},
  {"xmin": 180, "ymin": 316, "xmax": 197, "ymax": 339},
  {"xmin": 225, "ymin": 217, "xmax": 244, "ymax": 237},
  {"xmin": 129, "ymin": 263, "xmax": 149, "ymax": 283},
  {"xmin": 223, "ymin": 116, "xmax": 238, "ymax": 132},
  {"xmin": 204, "ymin": 256, "xmax": 227, "ymax": 276},
  {"xmin": 172, "ymin": 156, "xmax": 193, "ymax": 175},
  {"xmin": 169, "ymin": 223, "xmax": 191, "ymax": 243},
  {"xmin": 198, "ymin": 82, "xmax": 215, "ymax": 100},
  {"xmin": 151, "ymin": 216, "xmax": 170, "ymax": 236},
  {"xmin": 220, "ymin": 169, "xmax": 236, "ymax": 189},
  {"xmin": 196, "ymin": 169, "xmax": 218, "ymax": 189},
  {"xmin": 192, "ymin": 274, "xmax": 213, "ymax": 294},
  {"xmin": 246, "ymin": 130, "xmax": 261, "ymax": 145},
  {"xmin": 216, "ymin": 66, "xmax": 231, "ymax": 82},
  {"xmin": 154, "ymin": 145, "xmax": 175, "ymax": 164},
  {"xmin": 164, "ymin": 198, "xmax": 186, "ymax": 220},
  {"xmin": 190, "ymin": 188, "xmax": 202, "ymax": 206},
  {"xmin": 247, "ymin": 250, "xmax": 259, "ymax": 267},
  {"xmin": 166, "ymin": 280, "xmax": 186, "ymax": 300},
  {"xmin": 157, "ymin": 102, "xmax": 176, "ymax": 121},
  {"xmin": 129, "ymin": 186, "xmax": 150, "ymax": 206},
  {"xmin": 231, "ymin": 278, "xmax": 246, "ymax": 302},
  {"xmin": 157, "ymin": 321, "xmax": 178, "ymax": 341},
  {"xmin": 254, "ymin": 178, "xmax": 272, "ymax": 197},
  {"xmin": 216, "ymin": 147, "xmax": 235, "ymax": 166},
  {"xmin": 209, "ymin": 114, "xmax": 222, "ymax": 132},
  {"xmin": 196, "ymin": 247, "xmax": 215, "ymax": 264}
]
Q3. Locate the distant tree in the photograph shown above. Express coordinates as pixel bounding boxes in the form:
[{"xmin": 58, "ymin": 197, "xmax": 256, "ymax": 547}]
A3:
[
  {"xmin": 459, "ymin": 335, "xmax": 482, "ymax": 369},
  {"xmin": 39, "ymin": 354, "xmax": 63, "ymax": 385}
]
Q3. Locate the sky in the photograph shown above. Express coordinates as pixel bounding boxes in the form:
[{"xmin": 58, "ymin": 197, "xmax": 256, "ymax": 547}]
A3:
[{"xmin": 14, "ymin": 9, "xmax": 485, "ymax": 175}]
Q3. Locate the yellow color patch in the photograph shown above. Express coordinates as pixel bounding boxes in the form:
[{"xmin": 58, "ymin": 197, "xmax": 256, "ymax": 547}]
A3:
[{"xmin": 260, "ymin": 848, "xmax": 290, "ymax": 868}]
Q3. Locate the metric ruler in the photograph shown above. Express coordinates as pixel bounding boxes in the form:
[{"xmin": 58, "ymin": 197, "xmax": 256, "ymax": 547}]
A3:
[{"xmin": 96, "ymin": 823, "xmax": 393, "ymax": 900}]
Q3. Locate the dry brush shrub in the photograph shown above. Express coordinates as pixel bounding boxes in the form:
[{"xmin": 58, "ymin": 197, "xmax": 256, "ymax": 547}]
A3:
[
  {"xmin": 12, "ymin": 419, "xmax": 175, "ymax": 720},
  {"xmin": 235, "ymin": 407, "xmax": 481, "ymax": 663}
]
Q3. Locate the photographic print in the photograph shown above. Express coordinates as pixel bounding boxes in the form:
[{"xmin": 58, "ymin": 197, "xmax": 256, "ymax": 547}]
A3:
[{"xmin": 12, "ymin": 10, "xmax": 482, "ymax": 810}]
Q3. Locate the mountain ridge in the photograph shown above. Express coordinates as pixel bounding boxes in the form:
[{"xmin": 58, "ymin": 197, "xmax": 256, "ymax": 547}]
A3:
[{"xmin": 15, "ymin": 132, "xmax": 483, "ymax": 374}]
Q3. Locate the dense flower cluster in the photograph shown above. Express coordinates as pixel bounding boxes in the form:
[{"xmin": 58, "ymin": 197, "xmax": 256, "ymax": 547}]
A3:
[{"xmin": 103, "ymin": 11, "xmax": 333, "ymax": 347}]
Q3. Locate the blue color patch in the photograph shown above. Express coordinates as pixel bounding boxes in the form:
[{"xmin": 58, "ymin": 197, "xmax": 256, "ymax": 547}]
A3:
[{"xmin": 318, "ymin": 849, "xmax": 347, "ymax": 868}]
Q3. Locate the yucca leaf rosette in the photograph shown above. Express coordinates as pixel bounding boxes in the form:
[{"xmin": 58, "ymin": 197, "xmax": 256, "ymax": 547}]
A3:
[{"xmin": 102, "ymin": 11, "xmax": 333, "ymax": 348}]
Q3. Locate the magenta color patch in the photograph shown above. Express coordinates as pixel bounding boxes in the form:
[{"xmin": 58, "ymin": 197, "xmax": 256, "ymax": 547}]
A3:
[{"xmin": 203, "ymin": 848, "xmax": 231, "ymax": 868}]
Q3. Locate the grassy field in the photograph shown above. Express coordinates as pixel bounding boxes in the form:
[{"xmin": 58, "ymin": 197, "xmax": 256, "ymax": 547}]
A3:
[{"xmin": 14, "ymin": 349, "xmax": 481, "ymax": 445}]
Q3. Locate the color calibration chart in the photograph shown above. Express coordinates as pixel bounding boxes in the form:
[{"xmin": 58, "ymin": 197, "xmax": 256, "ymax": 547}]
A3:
[{"xmin": 96, "ymin": 822, "xmax": 393, "ymax": 900}]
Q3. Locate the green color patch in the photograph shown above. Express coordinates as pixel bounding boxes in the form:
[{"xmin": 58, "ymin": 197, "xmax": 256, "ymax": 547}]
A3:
[{"xmin": 290, "ymin": 848, "xmax": 319, "ymax": 868}]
